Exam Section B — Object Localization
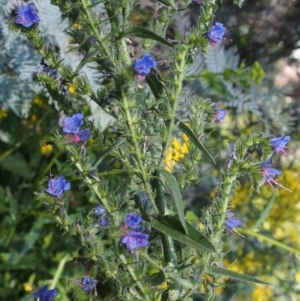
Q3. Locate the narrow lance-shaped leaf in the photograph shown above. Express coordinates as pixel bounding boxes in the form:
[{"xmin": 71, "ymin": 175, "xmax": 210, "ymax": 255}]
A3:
[
  {"xmin": 75, "ymin": 48, "xmax": 98, "ymax": 74},
  {"xmin": 151, "ymin": 216, "xmax": 216, "ymax": 253},
  {"xmin": 176, "ymin": 119, "xmax": 216, "ymax": 164},
  {"xmin": 146, "ymin": 72, "xmax": 164, "ymax": 100},
  {"xmin": 116, "ymin": 26, "xmax": 173, "ymax": 47},
  {"xmin": 158, "ymin": 169, "xmax": 187, "ymax": 234},
  {"xmin": 91, "ymin": 139, "xmax": 126, "ymax": 170},
  {"xmin": 210, "ymin": 266, "xmax": 272, "ymax": 285}
]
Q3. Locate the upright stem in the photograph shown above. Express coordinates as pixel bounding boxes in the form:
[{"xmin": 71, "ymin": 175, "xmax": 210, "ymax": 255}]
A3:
[
  {"xmin": 120, "ymin": 95, "xmax": 159, "ymax": 214},
  {"xmin": 158, "ymin": 47, "xmax": 188, "ymax": 167}
]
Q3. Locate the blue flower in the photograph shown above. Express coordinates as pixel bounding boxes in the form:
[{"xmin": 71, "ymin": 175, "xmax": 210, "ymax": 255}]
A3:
[
  {"xmin": 270, "ymin": 136, "xmax": 290, "ymax": 155},
  {"xmin": 121, "ymin": 231, "xmax": 149, "ymax": 251},
  {"xmin": 81, "ymin": 275, "xmax": 98, "ymax": 292},
  {"xmin": 15, "ymin": 3, "xmax": 40, "ymax": 28},
  {"xmin": 214, "ymin": 107, "xmax": 226, "ymax": 122},
  {"xmin": 62, "ymin": 113, "xmax": 83, "ymax": 134},
  {"xmin": 78, "ymin": 129, "xmax": 90, "ymax": 141},
  {"xmin": 208, "ymin": 23, "xmax": 226, "ymax": 45},
  {"xmin": 134, "ymin": 53, "xmax": 156, "ymax": 76},
  {"xmin": 45, "ymin": 176, "xmax": 71, "ymax": 196},
  {"xmin": 98, "ymin": 216, "xmax": 109, "ymax": 227},
  {"xmin": 125, "ymin": 212, "xmax": 142, "ymax": 229},
  {"xmin": 225, "ymin": 212, "xmax": 242, "ymax": 232},
  {"xmin": 140, "ymin": 192, "xmax": 152, "ymax": 210},
  {"xmin": 261, "ymin": 165, "xmax": 282, "ymax": 189},
  {"xmin": 94, "ymin": 204, "xmax": 109, "ymax": 226},
  {"xmin": 34, "ymin": 285, "xmax": 58, "ymax": 301},
  {"xmin": 94, "ymin": 204, "xmax": 106, "ymax": 217}
]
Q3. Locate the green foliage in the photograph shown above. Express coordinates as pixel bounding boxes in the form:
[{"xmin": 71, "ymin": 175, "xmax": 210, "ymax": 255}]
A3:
[{"xmin": 1, "ymin": 0, "xmax": 298, "ymax": 301}]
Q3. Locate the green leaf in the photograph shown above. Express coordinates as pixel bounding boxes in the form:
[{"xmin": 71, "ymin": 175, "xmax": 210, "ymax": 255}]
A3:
[
  {"xmin": 168, "ymin": 272, "xmax": 194, "ymax": 289},
  {"xmin": 91, "ymin": 139, "xmax": 126, "ymax": 169},
  {"xmin": 75, "ymin": 48, "xmax": 98, "ymax": 74},
  {"xmin": 149, "ymin": 271, "xmax": 166, "ymax": 286},
  {"xmin": 150, "ymin": 216, "xmax": 216, "ymax": 253},
  {"xmin": 176, "ymin": 119, "xmax": 216, "ymax": 164},
  {"xmin": 187, "ymin": 69, "xmax": 233, "ymax": 98},
  {"xmin": 0, "ymin": 154, "xmax": 31, "ymax": 179},
  {"xmin": 20, "ymin": 218, "xmax": 44, "ymax": 257},
  {"xmin": 210, "ymin": 266, "xmax": 272, "ymax": 285},
  {"xmin": 158, "ymin": 169, "xmax": 187, "ymax": 234},
  {"xmin": 156, "ymin": 0, "xmax": 172, "ymax": 6},
  {"xmin": 146, "ymin": 72, "xmax": 164, "ymax": 100},
  {"xmin": 116, "ymin": 26, "xmax": 173, "ymax": 47}
]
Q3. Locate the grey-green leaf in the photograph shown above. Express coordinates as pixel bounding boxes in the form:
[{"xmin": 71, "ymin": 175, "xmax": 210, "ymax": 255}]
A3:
[
  {"xmin": 116, "ymin": 26, "xmax": 173, "ymax": 47},
  {"xmin": 20, "ymin": 218, "xmax": 44, "ymax": 257},
  {"xmin": 146, "ymin": 72, "xmax": 164, "ymax": 100},
  {"xmin": 176, "ymin": 119, "xmax": 216, "ymax": 164},
  {"xmin": 75, "ymin": 48, "xmax": 98, "ymax": 74},
  {"xmin": 91, "ymin": 139, "xmax": 126, "ymax": 170},
  {"xmin": 158, "ymin": 169, "xmax": 187, "ymax": 234},
  {"xmin": 150, "ymin": 216, "xmax": 216, "ymax": 253},
  {"xmin": 210, "ymin": 266, "xmax": 272, "ymax": 285}
]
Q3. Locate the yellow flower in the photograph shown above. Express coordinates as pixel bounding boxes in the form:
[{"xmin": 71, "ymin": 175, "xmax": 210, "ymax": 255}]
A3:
[
  {"xmin": 33, "ymin": 96, "xmax": 43, "ymax": 106},
  {"xmin": 40, "ymin": 144, "xmax": 53, "ymax": 155},
  {"xmin": 73, "ymin": 23, "xmax": 82, "ymax": 29},
  {"xmin": 164, "ymin": 135, "xmax": 190, "ymax": 172},
  {"xmin": 252, "ymin": 285, "xmax": 273, "ymax": 301},
  {"xmin": 23, "ymin": 282, "xmax": 32, "ymax": 292},
  {"xmin": 0, "ymin": 108, "xmax": 8, "ymax": 119},
  {"xmin": 68, "ymin": 83, "xmax": 77, "ymax": 95}
]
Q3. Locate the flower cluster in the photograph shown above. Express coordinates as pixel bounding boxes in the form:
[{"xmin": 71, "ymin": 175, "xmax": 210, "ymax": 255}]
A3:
[
  {"xmin": 15, "ymin": 2, "xmax": 40, "ymax": 28},
  {"xmin": 62, "ymin": 113, "xmax": 90, "ymax": 143},
  {"xmin": 33, "ymin": 285, "xmax": 57, "ymax": 301},
  {"xmin": 121, "ymin": 213, "xmax": 149, "ymax": 252},
  {"xmin": 165, "ymin": 134, "xmax": 189, "ymax": 172}
]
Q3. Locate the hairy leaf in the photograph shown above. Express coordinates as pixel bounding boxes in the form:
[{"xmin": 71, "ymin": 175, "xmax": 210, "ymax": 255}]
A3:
[
  {"xmin": 151, "ymin": 216, "xmax": 216, "ymax": 253},
  {"xmin": 116, "ymin": 26, "xmax": 173, "ymax": 47},
  {"xmin": 158, "ymin": 169, "xmax": 187, "ymax": 234}
]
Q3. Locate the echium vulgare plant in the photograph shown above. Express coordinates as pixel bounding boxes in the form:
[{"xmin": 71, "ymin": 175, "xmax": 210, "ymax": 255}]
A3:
[{"xmin": 8, "ymin": 0, "xmax": 289, "ymax": 300}]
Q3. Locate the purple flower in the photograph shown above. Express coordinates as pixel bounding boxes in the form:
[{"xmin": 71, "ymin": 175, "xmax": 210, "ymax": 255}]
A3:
[
  {"xmin": 62, "ymin": 113, "xmax": 83, "ymax": 134},
  {"xmin": 225, "ymin": 212, "xmax": 242, "ymax": 232},
  {"xmin": 94, "ymin": 205, "xmax": 109, "ymax": 226},
  {"xmin": 45, "ymin": 176, "xmax": 71, "ymax": 196},
  {"xmin": 125, "ymin": 212, "xmax": 142, "ymax": 229},
  {"xmin": 78, "ymin": 129, "xmax": 90, "ymax": 141},
  {"xmin": 208, "ymin": 22, "xmax": 226, "ymax": 45},
  {"xmin": 98, "ymin": 216, "xmax": 109, "ymax": 227},
  {"xmin": 214, "ymin": 107, "xmax": 226, "ymax": 122},
  {"xmin": 94, "ymin": 204, "xmax": 106, "ymax": 217},
  {"xmin": 81, "ymin": 276, "xmax": 98, "ymax": 292},
  {"xmin": 15, "ymin": 3, "xmax": 40, "ymax": 28},
  {"xmin": 33, "ymin": 285, "xmax": 58, "ymax": 301},
  {"xmin": 121, "ymin": 231, "xmax": 149, "ymax": 251},
  {"xmin": 140, "ymin": 192, "xmax": 152, "ymax": 210},
  {"xmin": 48, "ymin": 68, "xmax": 58, "ymax": 78},
  {"xmin": 134, "ymin": 53, "xmax": 156, "ymax": 76},
  {"xmin": 270, "ymin": 136, "xmax": 290, "ymax": 155},
  {"xmin": 261, "ymin": 165, "xmax": 282, "ymax": 189}
]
